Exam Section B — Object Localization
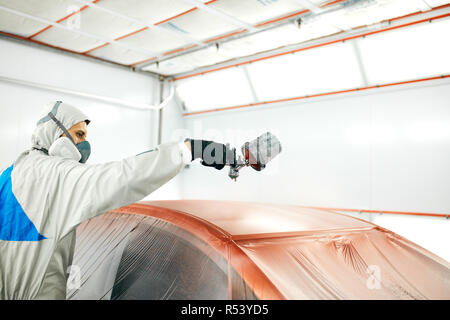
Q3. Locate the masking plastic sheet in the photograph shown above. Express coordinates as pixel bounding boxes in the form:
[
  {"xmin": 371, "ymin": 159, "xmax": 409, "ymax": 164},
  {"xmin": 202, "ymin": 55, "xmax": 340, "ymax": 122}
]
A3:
[
  {"xmin": 68, "ymin": 211, "xmax": 255, "ymax": 299},
  {"xmin": 68, "ymin": 200, "xmax": 450, "ymax": 300}
]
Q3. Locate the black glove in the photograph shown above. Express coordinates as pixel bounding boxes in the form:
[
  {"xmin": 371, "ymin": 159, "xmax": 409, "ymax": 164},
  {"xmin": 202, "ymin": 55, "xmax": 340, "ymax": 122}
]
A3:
[{"xmin": 186, "ymin": 139, "xmax": 228, "ymax": 170}]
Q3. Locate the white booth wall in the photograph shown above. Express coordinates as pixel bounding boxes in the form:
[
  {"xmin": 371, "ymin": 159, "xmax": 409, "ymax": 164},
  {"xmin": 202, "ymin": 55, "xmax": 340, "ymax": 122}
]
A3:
[
  {"xmin": 0, "ymin": 38, "xmax": 160, "ymax": 169},
  {"xmin": 144, "ymin": 82, "xmax": 185, "ymax": 201},
  {"xmin": 178, "ymin": 79, "xmax": 450, "ymax": 262}
]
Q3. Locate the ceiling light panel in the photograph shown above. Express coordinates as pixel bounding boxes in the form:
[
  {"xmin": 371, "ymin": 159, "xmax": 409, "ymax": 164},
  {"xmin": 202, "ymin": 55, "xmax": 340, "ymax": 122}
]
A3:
[
  {"xmin": 88, "ymin": 44, "xmax": 156, "ymax": 65},
  {"xmin": 172, "ymin": 46, "xmax": 234, "ymax": 69},
  {"xmin": 76, "ymin": 6, "xmax": 145, "ymax": 40},
  {"xmin": 219, "ymin": 30, "xmax": 291, "ymax": 58},
  {"xmin": 158, "ymin": 5, "xmax": 241, "ymax": 41},
  {"xmin": 268, "ymin": 20, "xmax": 342, "ymax": 46},
  {"xmin": 142, "ymin": 58, "xmax": 197, "ymax": 75},
  {"xmin": 142, "ymin": 58, "xmax": 195, "ymax": 76},
  {"xmin": 0, "ymin": 0, "xmax": 84, "ymax": 22},
  {"xmin": 33, "ymin": 27, "xmax": 105, "ymax": 52},
  {"xmin": 142, "ymin": 43, "xmax": 238, "ymax": 75},
  {"xmin": 246, "ymin": 41, "xmax": 365, "ymax": 101},
  {"xmin": 423, "ymin": 0, "xmax": 450, "ymax": 6},
  {"xmin": 92, "ymin": 0, "xmax": 196, "ymax": 25},
  {"xmin": 143, "ymin": 44, "xmax": 242, "ymax": 76},
  {"xmin": 318, "ymin": 0, "xmax": 436, "ymax": 31},
  {"xmin": 358, "ymin": 18, "xmax": 450, "ymax": 84},
  {"xmin": 208, "ymin": 0, "xmax": 306, "ymax": 25},
  {"xmin": 117, "ymin": 27, "xmax": 192, "ymax": 54},
  {"xmin": 0, "ymin": 10, "xmax": 47, "ymax": 37},
  {"xmin": 219, "ymin": 20, "xmax": 341, "ymax": 58},
  {"xmin": 176, "ymin": 66, "xmax": 254, "ymax": 111}
]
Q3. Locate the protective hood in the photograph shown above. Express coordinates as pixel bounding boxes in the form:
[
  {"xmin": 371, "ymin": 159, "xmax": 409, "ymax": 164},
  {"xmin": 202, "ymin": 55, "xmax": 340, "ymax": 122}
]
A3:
[{"xmin": 32, "ymin": 101, "xmax": 90, "ymax": 152}]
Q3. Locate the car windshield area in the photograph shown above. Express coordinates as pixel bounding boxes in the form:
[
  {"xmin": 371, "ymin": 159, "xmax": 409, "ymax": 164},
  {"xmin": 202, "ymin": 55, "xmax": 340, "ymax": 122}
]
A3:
[{"xmin": 68, "ymin": 212, "xmax": 257, "ymax": 300}]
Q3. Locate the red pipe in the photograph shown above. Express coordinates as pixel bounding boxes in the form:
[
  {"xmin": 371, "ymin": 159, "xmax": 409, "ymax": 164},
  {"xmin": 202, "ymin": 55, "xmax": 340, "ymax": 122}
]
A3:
[
  {"xmin": 182, "ymin": 74, "xmax": 450, "ymax": 116},
  {"xmin": 0, "ymin": 30, "xmax": 125, "ymax": 68},
  {"xmin": 204, "ymin": 29, "xmax": 248, "ymax": 43},
  {"xmin": 83, "ymin": 42, "xmax": 110, "ymax": 54},
  {"xmin": 163, "ymin": 44, "xmax": 199, "ymax": 56},
  {"xmin": 28, "ymin": 0, "xmax": 102, "ymax": 39},
  {"xmin": 154, "ymin": 7, "xmax": 198, "ymax": 26},
  {"xmin": 255, "ymin": 9, "xmax": 310, "ymax": 28},
  {"xmin": 82, "ymin": 0, "xmax": 220, "ymax": 60},
  {"xmin": 308, "ymin": 207, "xmax": 449, "ymax": 219}
]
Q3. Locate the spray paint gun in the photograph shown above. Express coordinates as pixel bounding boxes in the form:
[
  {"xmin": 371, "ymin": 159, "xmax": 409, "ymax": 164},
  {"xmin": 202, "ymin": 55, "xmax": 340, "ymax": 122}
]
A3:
[{"xmin": 225, "ymin": 132, "xmax": 282, "ymax": 181}]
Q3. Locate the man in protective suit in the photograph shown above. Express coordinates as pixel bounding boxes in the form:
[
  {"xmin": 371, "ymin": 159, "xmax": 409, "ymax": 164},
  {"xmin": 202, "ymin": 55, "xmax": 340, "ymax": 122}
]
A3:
[{"xmin": 0, "ymin": 100, "xmax": 227, "ymax": 299}]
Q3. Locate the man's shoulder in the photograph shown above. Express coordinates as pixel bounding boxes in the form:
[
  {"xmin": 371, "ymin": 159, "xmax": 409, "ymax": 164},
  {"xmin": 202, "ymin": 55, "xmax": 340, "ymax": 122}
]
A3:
[{"xmin": 12, "ymin": 150, "xmax": 81, "ymax": 181}]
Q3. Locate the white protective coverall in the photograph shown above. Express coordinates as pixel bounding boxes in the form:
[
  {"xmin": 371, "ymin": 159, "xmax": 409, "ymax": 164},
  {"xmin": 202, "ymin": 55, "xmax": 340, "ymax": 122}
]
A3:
[{"xmin": 0, "ymin": 101, "xmax": 191, "ymax": 299}]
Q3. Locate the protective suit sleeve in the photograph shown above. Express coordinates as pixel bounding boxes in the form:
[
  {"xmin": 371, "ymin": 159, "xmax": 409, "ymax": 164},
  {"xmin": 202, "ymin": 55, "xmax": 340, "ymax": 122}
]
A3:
[
  {"xmin": 43, "ymin": 141, "xmax": 186, "ymax": 238},
  {"xmin": 178, "ymin": 141, "xmax": 193, "ymax": 164}
]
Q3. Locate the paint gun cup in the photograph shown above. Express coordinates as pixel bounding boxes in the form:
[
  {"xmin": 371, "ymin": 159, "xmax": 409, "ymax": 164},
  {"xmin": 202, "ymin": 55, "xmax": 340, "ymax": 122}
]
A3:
[
  {"xmin": 242, "ymin": 132, "xmax": 282, "ymax": 171},
  {"xmin": 227, "ymin": 132, "xmax": 282, "ymax": 180}
]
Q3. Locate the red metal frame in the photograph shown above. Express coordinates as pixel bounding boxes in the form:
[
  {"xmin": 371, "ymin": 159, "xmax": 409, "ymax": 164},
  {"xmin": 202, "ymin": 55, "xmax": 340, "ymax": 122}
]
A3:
[
  {"xmin": 28, "ymin": 0, "xmax": 102, "ymax": 39},
  {"xmin": 308, "ymin": 207, "xmax": 449, "ymax": 218},
  {"xmin": 173, "ymin": 9, "xmax": 450, "ymax": 82},
  {"xmin": 5, "ymin": 0, "xmax": 345, "ymax": 66},
  {"xmin": 2, "ymin": 2, "xmax": 448, "ymax": 72},
  {"xmin": 0, "ymin": 29, "xmax": 126, "ymax": 68}
]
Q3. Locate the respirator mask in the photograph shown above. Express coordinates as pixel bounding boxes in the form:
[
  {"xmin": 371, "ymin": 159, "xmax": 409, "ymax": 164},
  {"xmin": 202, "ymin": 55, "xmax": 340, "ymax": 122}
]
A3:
[
  {"xmin": 48, "ymin": 137, "xmax": 91, "ymax": 164},
  {"xmin": 46, "ymin": 105, "xmax": 91, "ymax": 163}
]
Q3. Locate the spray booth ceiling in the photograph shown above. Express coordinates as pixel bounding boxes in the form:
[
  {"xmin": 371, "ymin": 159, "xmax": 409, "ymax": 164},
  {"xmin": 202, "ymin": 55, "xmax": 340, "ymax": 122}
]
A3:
[{"xmin": 0, "ymin": 0, "xmax": 448, "ymax": 78}]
